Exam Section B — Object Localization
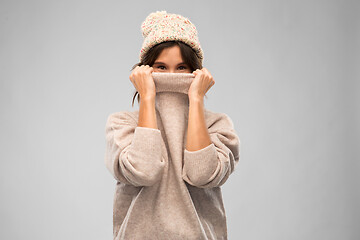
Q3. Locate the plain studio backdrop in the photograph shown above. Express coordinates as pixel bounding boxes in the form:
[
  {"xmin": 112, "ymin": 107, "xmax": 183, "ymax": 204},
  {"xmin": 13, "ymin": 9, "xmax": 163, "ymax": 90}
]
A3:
[{"xmin": 0, "ymin": 0, "xmax": 359, "ymax": 239}]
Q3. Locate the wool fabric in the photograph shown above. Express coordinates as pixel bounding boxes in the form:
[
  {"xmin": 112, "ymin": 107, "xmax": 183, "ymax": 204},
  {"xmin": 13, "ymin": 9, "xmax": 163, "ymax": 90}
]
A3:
[
  {"xmin": 104, "ymin": 72, "xmax": 240, "ymax": 240},
  {"xmin": 139, "ymin": 10, "xmax": 204, "ymax": 63}
]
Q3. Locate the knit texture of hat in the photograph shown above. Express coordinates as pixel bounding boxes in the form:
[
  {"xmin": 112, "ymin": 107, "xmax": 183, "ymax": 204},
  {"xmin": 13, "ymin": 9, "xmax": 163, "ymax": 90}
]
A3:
[{"xmin": 139, "ymin": 10, "xmax": 204, "ymax": 63}]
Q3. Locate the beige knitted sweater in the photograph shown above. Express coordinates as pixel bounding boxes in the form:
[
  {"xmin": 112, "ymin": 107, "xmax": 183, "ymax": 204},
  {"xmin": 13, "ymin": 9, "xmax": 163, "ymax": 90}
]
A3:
[{"xmin": 104, "ymin": 72, "xmax": 240, "ymax": 240}]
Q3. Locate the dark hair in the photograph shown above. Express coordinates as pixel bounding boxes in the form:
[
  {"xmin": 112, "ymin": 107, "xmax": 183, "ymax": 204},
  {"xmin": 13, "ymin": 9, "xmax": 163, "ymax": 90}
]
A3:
[{"xmin": 130, "ymin": 40, "xmax": 203, "ymax": 107}]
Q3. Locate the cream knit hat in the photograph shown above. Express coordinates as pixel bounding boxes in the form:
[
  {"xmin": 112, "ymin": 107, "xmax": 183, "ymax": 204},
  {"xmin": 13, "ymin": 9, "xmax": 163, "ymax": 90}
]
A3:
[{"xmin": 139, "ymin": 10, "xmax": 204, "ymax": 63}]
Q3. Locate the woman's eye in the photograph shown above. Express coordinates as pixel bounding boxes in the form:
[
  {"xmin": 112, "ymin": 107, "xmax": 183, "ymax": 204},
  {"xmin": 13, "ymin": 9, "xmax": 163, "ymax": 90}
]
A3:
[{"xmin": 156, "ymin": 65, "xmax": 187, "ymax": 70}]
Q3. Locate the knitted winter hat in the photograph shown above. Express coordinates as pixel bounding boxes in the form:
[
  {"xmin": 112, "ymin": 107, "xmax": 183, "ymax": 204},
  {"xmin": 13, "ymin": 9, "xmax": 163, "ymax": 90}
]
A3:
[{"xmin": 139, "ymin": 10, "xmax": 204, "ymax": 63}]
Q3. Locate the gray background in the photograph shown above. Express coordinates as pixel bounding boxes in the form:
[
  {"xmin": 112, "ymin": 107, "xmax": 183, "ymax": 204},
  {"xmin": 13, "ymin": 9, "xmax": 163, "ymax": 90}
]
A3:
[{"xmin": 1, "ymin": 0, "xmax": 359, "ymax": 239}]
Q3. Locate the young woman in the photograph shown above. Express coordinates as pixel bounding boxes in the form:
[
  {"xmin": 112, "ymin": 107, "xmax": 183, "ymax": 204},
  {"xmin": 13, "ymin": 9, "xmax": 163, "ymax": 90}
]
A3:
[{"xmin": 105, "ymin": 10, "xmax": 240, "ymax": 240}]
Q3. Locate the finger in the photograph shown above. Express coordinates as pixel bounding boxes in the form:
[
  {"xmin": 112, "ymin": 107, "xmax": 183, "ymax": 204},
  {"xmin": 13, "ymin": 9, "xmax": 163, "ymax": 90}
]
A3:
[
  {"xmin": 201, "ymin": 68, "xmax": 213, "ymax": 80},
  {"xmin": 193, "ymin": 69, "xmax": 203, "ymax": 76},
  {"xmin": 204, "ymin": 85, "xmax": 210, "ymax": 94},
  {"xmin": 205, "ymin": 82, "xmax": 213, "ymax": 93},
  {"xmin": 201, "ymin": 68, "xmax": 210, "ymax": 76}
]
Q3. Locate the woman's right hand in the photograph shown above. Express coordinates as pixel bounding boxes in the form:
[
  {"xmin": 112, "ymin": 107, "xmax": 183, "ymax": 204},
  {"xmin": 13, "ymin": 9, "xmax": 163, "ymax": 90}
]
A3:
[{"xmin": 129, "ymin": 65, "xmax": 155, "ymax": 99}]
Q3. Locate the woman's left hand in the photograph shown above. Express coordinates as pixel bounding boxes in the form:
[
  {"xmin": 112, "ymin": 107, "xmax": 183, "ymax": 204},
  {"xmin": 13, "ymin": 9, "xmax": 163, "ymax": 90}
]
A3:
[{"xmin": 188, "ymin": 67, "xmax": 215, "ymax": 101}]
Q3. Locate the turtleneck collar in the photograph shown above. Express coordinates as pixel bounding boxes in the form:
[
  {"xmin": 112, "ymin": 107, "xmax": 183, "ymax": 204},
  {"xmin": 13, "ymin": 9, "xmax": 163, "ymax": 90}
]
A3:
[
  {"xmin": 152, "ymin": 72, "xmax": 195, "ymax": 95},
  {"xmin": 151, "ymin": 72, "xmax": 196, "ymax": 117},
  {"xmin": 150, "ymin": 72, "xmax": 196, "ymax": 154}
]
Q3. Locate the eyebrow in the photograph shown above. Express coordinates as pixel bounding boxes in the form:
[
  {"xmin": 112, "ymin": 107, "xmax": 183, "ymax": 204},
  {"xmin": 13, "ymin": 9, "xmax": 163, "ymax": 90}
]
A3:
[{"xmin": 153, "ymin": 61, "xmax": 187, "ymax": 65}]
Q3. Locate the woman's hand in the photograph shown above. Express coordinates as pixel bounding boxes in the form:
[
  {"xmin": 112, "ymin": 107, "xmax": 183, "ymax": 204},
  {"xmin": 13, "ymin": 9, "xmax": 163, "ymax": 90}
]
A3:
[
  {"xmin": 129, "ymin": 65, "xmax": 155, "ymax": 99},
  {"xmin": 188, "ymin": 67, "xmax": 215, "ymax": 101}
]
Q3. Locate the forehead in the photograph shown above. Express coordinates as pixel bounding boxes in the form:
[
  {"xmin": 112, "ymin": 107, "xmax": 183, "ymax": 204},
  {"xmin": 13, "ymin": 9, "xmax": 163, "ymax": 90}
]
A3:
[{"xmin": 156, "ymin": 46, "xmax": 183, "ymax": 60}]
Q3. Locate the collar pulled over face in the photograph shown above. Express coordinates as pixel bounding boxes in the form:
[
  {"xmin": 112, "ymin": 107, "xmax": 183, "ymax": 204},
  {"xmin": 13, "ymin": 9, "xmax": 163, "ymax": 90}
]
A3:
[
  {"xmin": 152, "ymin": 72, "xmax": 195, "ymax": 95},
  {"xmin": 150, "ymin": 72, "xmax": 195, "ymax": 151},
  {"xmin": 151, "ymin": 72, "xmax": 195, "ymax": 130}
]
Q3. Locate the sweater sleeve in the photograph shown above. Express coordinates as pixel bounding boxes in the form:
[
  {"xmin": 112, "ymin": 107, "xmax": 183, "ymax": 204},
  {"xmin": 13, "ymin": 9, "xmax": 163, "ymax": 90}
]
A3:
[
  {"xmin": 104, "ymin": 111, "xmax": 165, "ymax": 187},
  {"xmin": 182, "ymin": 113, "xmax": 240, "ymax": 188}
]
